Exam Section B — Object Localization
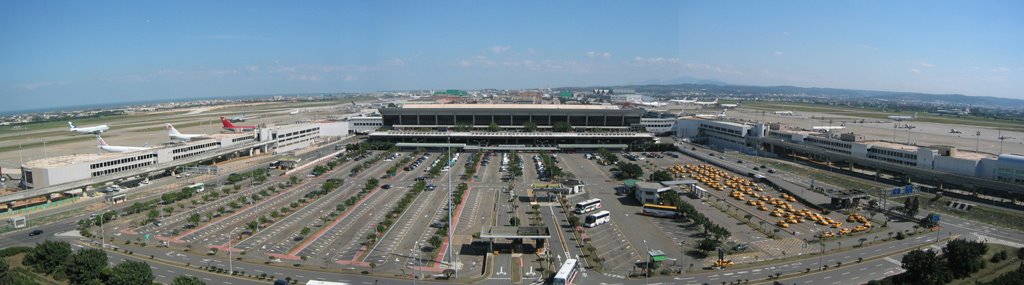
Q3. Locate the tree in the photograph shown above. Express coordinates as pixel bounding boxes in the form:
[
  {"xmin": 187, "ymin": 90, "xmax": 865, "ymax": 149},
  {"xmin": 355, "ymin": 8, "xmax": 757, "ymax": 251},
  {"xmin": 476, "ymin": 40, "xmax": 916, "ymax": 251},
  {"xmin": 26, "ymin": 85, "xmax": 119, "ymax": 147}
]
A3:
[
  {"xmin": 943, "ymin": 238, "xmax": 988, "ymax": 278},
  {"xmin": 618, "ymin": 163, "xmax": 644, "ymax": 179},
  {"xmin": 66, "ymin": 248, "xmax": 107, "ymax": 285},
  {"xmin": 488, "ymin": 122, "xmax": 500, "ymax": 132},
  {"xmin": 523, "ymin": 121, "xmax": 538, "ymax": 132},
  {"xmin": 247, "ymin": 221, "xmax": 259, "ymax": 233},
  {"xmin": 369, "ymin": 262, "xmax": 377, "ymax": 274},
  {"xmin": 289, "ymin": 176, "xmax": 299, "ymax": 185},
  {"xmin": 696, "ymin": 238, "xmax": 720, "ymax": 253},
  {"xmin": 0, "ymin": 258, "xmax": 39, "ymax": 285},
  {"xmin": 147, "ymin": 209, "xmax": 160, "ymax": 221},
  {"xmin": 172, "ymin": 275, "xmax": 207, "ymax": 285},
  {"xmin": 429, "ymin": 235, "xmax": 443, "ymax": 249},
  {"xmin": 567, "ymin": 216, "xmax": 580, "ymax": 227},
  {"xmin": 552, "ymin": 122, "xmax": 573, "ymax": 132},
  {"xmin": 300, "ymin": 227, "xmax": 311, "ymax": 236},
  {"xmin": 163, "ymin": 207, "xmax": 174, "ymax": 216},
  {"xmin": 901, "ymin": 249, "xmax": 951, "ymax": 285},
  {"xmin": 188, "ymin": 213, "xmax": 201, "ymax": 225},
  {"xmin": 509, "ymin": 217, "xmax": 521, "ymax": 226},
  {"xmin": 107, "ymin": 261, "xmax": 154, "ymax": 285},
  {"xmin": 743, "ymin": 214, "xmax": 754, "ymax": 223},
  {"xmin": 649, "ymin": 170, "xmax": 673, "ymax": 182},
  {"xmin": 24, "ymin": 240, "xmax": 72, "ymax": 276}
]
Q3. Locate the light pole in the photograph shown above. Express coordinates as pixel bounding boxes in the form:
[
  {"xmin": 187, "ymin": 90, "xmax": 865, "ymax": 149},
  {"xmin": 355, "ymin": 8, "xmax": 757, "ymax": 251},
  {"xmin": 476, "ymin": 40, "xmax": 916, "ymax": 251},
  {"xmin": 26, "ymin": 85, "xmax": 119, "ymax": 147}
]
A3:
[
  {"xmin": 228, "ymin": 227, "xmax": 236, "ymax": 275},
  {"xmin": 100, "ymin": 211, "xmax": 106, "ymax": 250},
  {"xmin": 976, "ymin": 131, "xmax": 981, "ymax": 152},
  {"xmin": 412, "ymin": 240, "xmax": 418, "ymax": 285},
  {"xmin": 643, "ymin": 239, "xmax": 649, "ymax": 285},
  {"xmin": 447, "ymin": 132, "xmax": 456, "ymax": 279}
]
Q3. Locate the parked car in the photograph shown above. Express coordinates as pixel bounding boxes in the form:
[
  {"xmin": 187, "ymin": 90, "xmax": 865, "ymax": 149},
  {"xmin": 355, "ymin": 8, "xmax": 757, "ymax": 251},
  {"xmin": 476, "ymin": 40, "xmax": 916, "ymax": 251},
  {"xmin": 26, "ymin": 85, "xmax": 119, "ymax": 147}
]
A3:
[{"xmin": 29, "ymin": 229, "xmax": 43, "ymax": 236}]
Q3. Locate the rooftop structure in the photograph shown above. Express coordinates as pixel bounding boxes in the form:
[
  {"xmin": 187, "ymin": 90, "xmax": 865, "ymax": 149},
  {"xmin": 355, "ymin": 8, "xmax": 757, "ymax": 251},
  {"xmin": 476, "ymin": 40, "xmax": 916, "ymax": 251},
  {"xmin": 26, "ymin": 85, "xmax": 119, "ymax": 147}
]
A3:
[{"xmin": 400, "ymin": 103, "xmax": 620, "ymax": 110}]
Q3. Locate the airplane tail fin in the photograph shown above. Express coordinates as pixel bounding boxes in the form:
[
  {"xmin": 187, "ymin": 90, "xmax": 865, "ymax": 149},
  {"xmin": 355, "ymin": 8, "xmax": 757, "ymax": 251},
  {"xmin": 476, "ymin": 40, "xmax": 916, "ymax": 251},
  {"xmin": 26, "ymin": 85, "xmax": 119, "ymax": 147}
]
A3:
[
  {"xmin": 220, "ymin": 117, "xmax": 235, "ymax": 128},
  {"xmin": 720, "ymin": 110, "xmax": 727, "ymax": 116},
  {"xmin": 166, "ymin": 123, "xmax": 181, "ymax": 135},
  {"xmin": 68, "ymin": 122, "xmax": 75, "ymax": 129},
  {"xmin": 913, "ymin": 112, "xmax": 918, "ymax": 118},
  {"xmin": 97, "ymin": 136, "xmax": 108, "ymax": 147}
]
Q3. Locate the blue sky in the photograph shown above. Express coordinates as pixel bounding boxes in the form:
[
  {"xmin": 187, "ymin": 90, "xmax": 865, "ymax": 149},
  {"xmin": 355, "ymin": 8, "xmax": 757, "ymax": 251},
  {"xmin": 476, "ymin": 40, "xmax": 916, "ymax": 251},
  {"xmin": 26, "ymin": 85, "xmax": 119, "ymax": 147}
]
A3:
[{"xmin": 1, "ymin": 0, "xmax": 1022, "ymax": 112}]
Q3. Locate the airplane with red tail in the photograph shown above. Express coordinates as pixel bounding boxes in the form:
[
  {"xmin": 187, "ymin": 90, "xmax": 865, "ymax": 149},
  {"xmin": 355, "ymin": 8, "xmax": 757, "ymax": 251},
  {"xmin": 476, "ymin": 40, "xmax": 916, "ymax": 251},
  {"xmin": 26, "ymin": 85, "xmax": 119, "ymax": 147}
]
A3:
[{"xmin": 220, "ymin": 117, "xmax": 257, "ymax": 132}]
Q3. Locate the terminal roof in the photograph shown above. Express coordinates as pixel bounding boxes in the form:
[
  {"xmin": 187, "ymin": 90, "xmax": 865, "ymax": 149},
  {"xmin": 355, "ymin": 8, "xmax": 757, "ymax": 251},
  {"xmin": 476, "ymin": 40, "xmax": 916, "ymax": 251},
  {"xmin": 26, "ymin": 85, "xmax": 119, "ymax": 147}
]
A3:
[{"xmin": 401, "ymin": 103, "xmax": 621, "ymax": 110}]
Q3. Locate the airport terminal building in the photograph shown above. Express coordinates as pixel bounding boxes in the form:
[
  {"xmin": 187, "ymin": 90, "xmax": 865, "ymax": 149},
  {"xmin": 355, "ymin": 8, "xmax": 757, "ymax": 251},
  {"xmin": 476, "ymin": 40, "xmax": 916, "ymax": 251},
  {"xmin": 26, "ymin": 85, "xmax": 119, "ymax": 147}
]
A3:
[
  {"xmin": 19, "ymin": 123, "xmax": 322, "ymax": 190},
  {"xmin": 371, "ymin": 104, "xmax": 654, "ymax": 147}
]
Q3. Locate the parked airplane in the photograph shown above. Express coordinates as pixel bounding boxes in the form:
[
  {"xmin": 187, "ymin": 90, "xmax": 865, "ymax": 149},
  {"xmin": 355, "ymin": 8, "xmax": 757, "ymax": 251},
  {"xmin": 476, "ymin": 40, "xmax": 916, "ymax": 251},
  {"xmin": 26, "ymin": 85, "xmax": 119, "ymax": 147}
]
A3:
[
  {"xmin": 695, "ymin": 110, "xmax": 727, "ymax": 119},
  {"xmin": 935, "ymin": 108, "xmax": 970, "ymax": 116},
  {"xmin": 887, "ymin": 112, "xmax": 917, "ymax": 121},
  {"xmin": 773, "ymin": 111, "xmax": 794, "ymax": 115},
  {"xmin": 812, "ymin": 123, "xmax": 847, "ymax": 132},
  {"xmin": 289, "ymin": 109, "xmax": 302, "ymax": 115},
  {"xmin": 97, "ymin": 136, "xmax": 150, "ymax": 153},
  {"xmin": 669, "ymin": 97, "xmax": 697, "ymax": 104},
  {"xmin": 166, "ymin": 123, "xmax": 209, "ymax": 141},
  {"xmin": 693, "ymin": 98, "xmax": 719, "ymax": 106},
  {"xmin": 719, "ymin": 102, "xmax": 740, "ymax": 108},
  {"xmin": 229, "ymin": 113, "xmax": 252, "ymax": 122},
  {"xmin": 950, "ymin": 129, "xmax": 962, "ymax": 134},
  {"xmin": 220, "ymin": 117, "xmax": 258, "ymax": 132},
  {"xmin": 635, "ymin": 99, "xmax": 668, "ymax": 107},
  {"xmin": 69, "ymin": 122, "xmax": 109, "ymax": 134}
]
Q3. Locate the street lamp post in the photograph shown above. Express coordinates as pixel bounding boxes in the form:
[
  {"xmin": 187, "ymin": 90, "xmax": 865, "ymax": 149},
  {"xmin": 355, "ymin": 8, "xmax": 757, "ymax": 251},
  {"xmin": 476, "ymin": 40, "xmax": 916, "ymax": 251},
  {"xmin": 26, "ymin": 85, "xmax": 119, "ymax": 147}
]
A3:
[
  {"xmin": 643, "ymin": 239, "xmax": 649, "ymax": 285},
  {"xmin": 228, "ymin": 228, "xmax": 236, "ymax": 275}
]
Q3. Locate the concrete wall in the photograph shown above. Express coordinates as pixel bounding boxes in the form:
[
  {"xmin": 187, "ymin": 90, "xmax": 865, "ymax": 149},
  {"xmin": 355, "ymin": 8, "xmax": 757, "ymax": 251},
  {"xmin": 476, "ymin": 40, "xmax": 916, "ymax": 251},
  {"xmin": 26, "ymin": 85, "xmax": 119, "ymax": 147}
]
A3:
[{"xmin": 933, "ymin": 155, "xmax": 980, "ymax": 176}]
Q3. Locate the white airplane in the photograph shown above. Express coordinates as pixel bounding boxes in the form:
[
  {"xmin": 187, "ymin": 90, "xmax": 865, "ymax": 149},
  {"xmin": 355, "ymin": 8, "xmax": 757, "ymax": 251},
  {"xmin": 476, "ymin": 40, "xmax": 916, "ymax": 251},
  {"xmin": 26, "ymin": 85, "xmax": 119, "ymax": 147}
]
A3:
[
  {"xmin": 97, "ymin": 136, "xmax": 150, "ymax": 153},
  {"xmin": 935, "ymin": 108, "xmax": 970, "ymax": 116},
  {"xmin": 228, "ymin": 113, "xmax": 253, "ymax": 122},
  {"xmin": 289, "ymin": 109, "xmax": 302, "ymax": 115},
  {"xmin": 693, "ymin": 98, "xmax": 719, "ymax": 106},
  {"xmin": 719, "ymin": 102, "xmax": 740, "ymax": 108},
  {"xmin": 635, "ymin": 99, "xmax": 668, "ymax": 107},
  {"xmin": 950, "ymin": 129, "xmax": 962, "ymax": 134},
  {"xmin": 166, "ymin": 123, "xmax": 209, "ymax": 141},
  {"xmin": 69, "ymin": 122, "xmax": 109, "ymax": 134},
  {"xmin": 669, "ymin": 97, "xmax": 697, "ymax": 104},
  {"xmin": 812, "ymin": 123, "xmax": 847, "ymax": 131},
  {"xmin": 773, "ymin": 111, "xmax": 794, "ymax": 115},
  {"xmin": 695, "ymin": 110, "xmax": 727, "ymax": 119},
  {"xmin": 887, "ymin": 112, "xmax": 917, "ymax": 121}
]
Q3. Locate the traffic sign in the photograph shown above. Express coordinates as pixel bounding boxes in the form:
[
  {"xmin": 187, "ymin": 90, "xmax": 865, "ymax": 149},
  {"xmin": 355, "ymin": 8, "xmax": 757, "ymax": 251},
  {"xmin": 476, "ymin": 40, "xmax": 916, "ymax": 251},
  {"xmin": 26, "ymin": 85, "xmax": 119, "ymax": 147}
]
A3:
[
  {"xmin": 904, "ymin": 185, "xmax": 913, "ymax": 194},
  {"xmin": 931, "ymin": 214, "xmax": 941, "ymax": 222}
]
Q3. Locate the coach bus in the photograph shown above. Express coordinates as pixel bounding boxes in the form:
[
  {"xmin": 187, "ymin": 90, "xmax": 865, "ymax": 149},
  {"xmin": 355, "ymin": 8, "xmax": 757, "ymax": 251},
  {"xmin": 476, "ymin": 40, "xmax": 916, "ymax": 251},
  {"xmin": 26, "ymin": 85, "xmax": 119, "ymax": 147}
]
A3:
[
  {"xmin": 553, "ymin": 258, "xmax": 579, "ymax": 285},
  {"xmin": 583, "ymin": 210, "xmax": 611, "ymax": 227},
  {"xmin": 574, "ymin": 198, "xmax": 602, "ymax": 214},
  {"xmin": 641, "ymin": 204, "xmax": 680, "ymax": 218}
]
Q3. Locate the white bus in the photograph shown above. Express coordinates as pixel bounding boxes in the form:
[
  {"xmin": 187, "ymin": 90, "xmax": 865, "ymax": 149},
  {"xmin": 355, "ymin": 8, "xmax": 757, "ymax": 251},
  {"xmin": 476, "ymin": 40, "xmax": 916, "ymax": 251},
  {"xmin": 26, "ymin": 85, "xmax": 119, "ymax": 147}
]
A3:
[
  {"xmin": 552, "ymin": 258, "xmax": 579, "ymax": 285},
  {"xmin": 574, "ymin": 198, "xmax": 602, "ymax": 214},
  {"xmin": 583, "ymin": 210, "xmax": 611, "ymax": 227},
  {"xmin": 641, "ymin": 204, "xmax": 680, "ymax": 218}
]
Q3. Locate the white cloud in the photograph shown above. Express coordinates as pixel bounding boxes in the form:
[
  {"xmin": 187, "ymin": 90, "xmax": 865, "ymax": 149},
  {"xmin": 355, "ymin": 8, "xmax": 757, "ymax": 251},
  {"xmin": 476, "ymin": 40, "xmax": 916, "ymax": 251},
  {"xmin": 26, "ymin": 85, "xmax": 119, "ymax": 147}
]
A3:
[
  {"xmin": 909, "ymin": 68, "xmax": 921, "ymax": 74},
  {"xmin": 633, "ymin": 57, "xmax": 680, "ymax": 64},
  {"xmin": 774, "ymin": 51, "xmax": 784, "ymax": 56},
  {"xmin": 288, "ymin": 74, "xmax": 322, "ymax": 81},
  {"xmin": 990, "ymin": 67, "xmax": 1010, "ymax": 72},
  {"xmin": 915, "ymin": 61, "xmax": 935, "ymax": 68},
  {"xmin": 344, "ymin": 75, "xmax": 356, "ymax": 81},
  {"xmin": 586, "ymin": 51, "xmax": 612, "ymax": 58},
  {"xmin": 489, "ymin": 46, "xmax": 511, "ymax": 54}
]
